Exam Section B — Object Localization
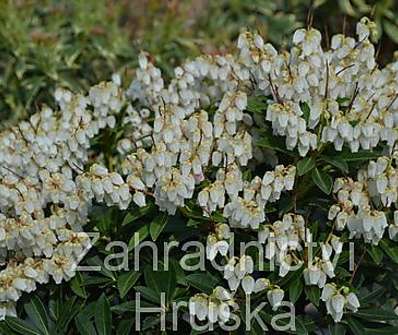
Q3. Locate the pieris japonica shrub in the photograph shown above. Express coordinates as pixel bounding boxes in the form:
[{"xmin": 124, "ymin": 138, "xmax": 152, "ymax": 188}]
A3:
[{"xmin": 1, "ymin": 16, "xmax": 398, "ymax": 334}]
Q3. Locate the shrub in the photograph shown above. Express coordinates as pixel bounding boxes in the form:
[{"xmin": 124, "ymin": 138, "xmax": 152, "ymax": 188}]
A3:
[{"xmin": 1, "ymin": 16, "xmax": 398, "ymax": 335}]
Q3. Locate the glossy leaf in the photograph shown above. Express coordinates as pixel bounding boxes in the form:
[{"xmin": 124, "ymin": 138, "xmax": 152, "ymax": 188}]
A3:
[
  {"xmin": 24, "ymin": 296, "xmax": 50, "ymax": 335},
  {"xmin": 70, "ymin": 272, "xmax": 87, "ymax": 299},
  {"xmin": 321, "ymin": 156, "xmax": 349, "ymax": 174},
  {"xmin": 95, "ymin": 294, "xmax": 112, "ymax": 335},
  {"xmin": 329, "ymin": 323, "xmax": 347, "ymax": 335},
  {"xmin": 75, "ymin": 314, "xmax": 97, "ymax": 335},
  {"xmin": 144, "ymin": 266, "xmax": 176, "ymax": 303},
  {"xmin": 347, "ymin": 317, "xmax": 365, "ymax": 335},
  {"xmin": 149, "ymin": 212, "xmax": 169, "ymax": 241},
  {"xmin": 380, "ymin": 240, "xmax": 398, "ymax": 264},
  {"xmin": 305, "ymin": 286, "xmax": 320, "ymax": 307},
  {"xmin": 384, "ymin": 21, "xmax": 398, "ymax": 44},
  {"xmin": 355, "ymin": 308, "xmax": 398, "ymax": 322},
  {"xmin": 297, "ymin": 157, "xmax": 316, "ymax": 176},
  {"xmin": 5, "ymin": 317, "xmax": 41, "ymax": 335},
  {"xmin": 117, "ymin": 271, "xmax": 141, "ymax": 299},
  {"xmin": 289, "ymin": 276, "xmax": 304, "ymax": 304},
  {"xmin": 128, "ymin": 225, "xmax": 149, "ymax": 251},
  {"xmin": 311, "ymin": 168, "xmax": 333, "ymax": 194},
  {"xmin": 116, "ymin": 320, "xmax": 133, "ymax": 335},
  {"xmin": 367, "ymin": 245, "xmax": 383, "ymax": 265},
  {"xmin": 186, "ymin": 272, "xmax": 220, "ymax": 295}
]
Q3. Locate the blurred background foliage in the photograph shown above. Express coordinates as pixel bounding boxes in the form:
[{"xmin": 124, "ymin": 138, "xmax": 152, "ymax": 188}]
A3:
[{"xmin": 0, "ymin": 0, "xmax": 397, "ymax": 126}]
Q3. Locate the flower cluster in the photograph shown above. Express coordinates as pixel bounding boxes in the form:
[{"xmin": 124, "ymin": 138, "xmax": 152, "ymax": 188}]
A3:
[
  {"xmin": 328, "ymin": 154, "xmax": 398, "ymax": 244},
  {"xmin": 266, "ymin": 102, "xmax": 317, "ymax": 156},
  {"xmin": 189, "ymin": 286, "xmax": 237, "ymax": 324},
  {"xmin": 259, "ymin": 214, "xmax": 306, "ymax": 277},
  {"xmin": 223, "ymin": 255, "xmax": 254, "ymax": 291},
  {"xmin": 206, "ymin": 223, "xmax": 232, "ymax": 261},
  {"xmin": 77, "ymin": 164, "xmax": 131, "ymax": 210},
  {"xmin": 117, "ymin": 105, "xmax": 153, "ymax": 154},
  {"xmin": 0, "ymin": 81, "xmax": 126, "ymax": 319},
  {"xmin": 321, "ymin": 284, "xmax": 360, "ymax": 322},
  {"xmin": 239, "ymin": 18, "xmax": 398, "ymax": 156},
  {"xmin": 223, "ymin": 165, "xmax": 296, "ymax": 229}
]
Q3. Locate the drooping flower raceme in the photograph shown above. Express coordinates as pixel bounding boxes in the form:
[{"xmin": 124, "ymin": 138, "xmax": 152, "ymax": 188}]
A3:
[{"xmin": 0, "ymin": 81, "xmax": 127, "ymax": 318}]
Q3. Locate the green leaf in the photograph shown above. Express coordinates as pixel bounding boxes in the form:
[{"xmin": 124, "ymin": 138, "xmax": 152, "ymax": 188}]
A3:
[
  {"xmin": 128, "ymin": 225, "xmax": 149, "ymax": 251},
  {"xmin": 117, "ymin": 271, "xmax": 141, "ymax": 299},
  {"xmin": 297, "ymin": 157, "xmax": 316, "ymax": 176},
  {"xmin": 24, "ymin": 296, "xmax": 49, "ymax": 335},
  {"xmin": 277, "ymin": 266, "xmax": 303, "ymax": 287},
  {"xmin": 247, "ymin": 96, "xmax": 268, "ymax": 114},
  {"xmin": 82, "ymin": 275, "xmax": 113, "ymax": 286},
  {"xmin": 5, "ymin": 317, "xmax": 41, "ymax": 335},
  {"xmin": 347, "ymin": 317, "xmax": 366, "ymax": 335},
  {"xmin": 116, "ymin": 320, "xmax": 133, "ymax": 335},
  {"xmin": 134, "ymin": 286, "xmax": 161, "ymax": 304},
  {"xmin": 70, "ymin": 272, "xmax": 87, "ymax": 298},
  {"xmin": 380, "ymin": 240, "xmax": 398, "ymax": 264},
  {"xmin": 289, "ymin": 277, "xmax": 304, "ymax": 304},
  {"xmin": 313, "ymin": 0, "xmax": 327, "ymax": 6},
  {"xmin": 365, "ymin": 326, "xmax": 398, "ymax": 334},
  {"xmin": 86, "ymin": 256, "xmax": 116, "ymax": 281},
  {"xmin": 311, "ymin": 168, "xmax": 333, "ymax": 194},
  {"xmin": 111, "ymin": 301, "xmax": 143, "ymax": 314},
  {"xmin": 305, "ymin": 286, "xmax": 320, "ymax": 307},
  {"xmin": 359, "ymin": 286, "xmax": 385, "ymax": 305},
  {"xmin": 149, "ymin": 212, "xmax": 169, "ymax": 241},
  {"xmin": 75, "ymin": 314, "xmax": 97, "ymax": 335},
  {"xmin": 49, "ymin": 294, "xmax": 78, "ymax": 333},
  {"xmin": 355, "ymin": 308, "xmax": 398, "ymax": 322},
  {"xmin": 141, "ymin": 315, "xmax": 161, "ymax": 331},
  {"xmin": 295, "ymin": 316, "xmax": 312, "ymax": 335},
  {"xmin": 144, "ymin": 266, "xmax": 176, "ymax": 303},
  {"xmin": 186, "ymin": 272, "xmax": 220, "ymax": 295},
  {"xmin": 122, "ymin": 212, "xmax": 136, "ymax": 226},
  {"xmin": 257, "ymin": 134, "xmax": 296, "ymax": 156},
  {"xmin": 329, "ymin": 323, "xmax": 347, "ymax": 335},
  {"xmin": 187, "ymin": 219, "xmax": 200, "ymax": 227},
  {"xmin": 300, "ymin": 102, "xmax": 310, "ymax": 123},
  {"xmin": 0, "ymin": 322, "xmax": 15, "ymax": 335},
  {"xmin": 320, "ymin": 156, "xmax": 349, "ymax": 174},
  {"xmin": 95, "ymin": 294, "xmax": 112, "ymax": 335},
  {"xmin": 351, "ymin": 0, "xmax": 371, "ymax": 12},
  {"xmin": 384, "ymin": 21, "xmax": 398, "ymax": 44},
  {"xmin": 122, "ymin": 203, "xmax": 155, "ymax": 226},
  {"xmin": 338, "ymin": 0, "xmax": 356, "ymax": 16},
  {"xmin": 336, "ymin": 150, "xmax": 383, "ymax": 162},
  {"xmin": 367, "ymin": 245, "xmax": 383, "ymax": 265}
]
